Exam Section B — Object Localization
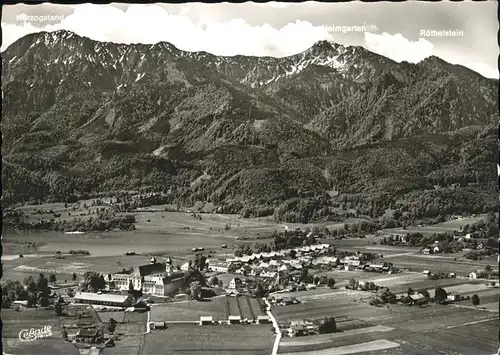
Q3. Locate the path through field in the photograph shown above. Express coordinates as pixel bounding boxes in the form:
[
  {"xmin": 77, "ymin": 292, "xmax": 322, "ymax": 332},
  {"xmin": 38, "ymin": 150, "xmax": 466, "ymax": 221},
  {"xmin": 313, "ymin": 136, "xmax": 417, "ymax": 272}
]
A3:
[{"xmin": 279, "ymin": 339, "xmax": 400, "ymax": 355}]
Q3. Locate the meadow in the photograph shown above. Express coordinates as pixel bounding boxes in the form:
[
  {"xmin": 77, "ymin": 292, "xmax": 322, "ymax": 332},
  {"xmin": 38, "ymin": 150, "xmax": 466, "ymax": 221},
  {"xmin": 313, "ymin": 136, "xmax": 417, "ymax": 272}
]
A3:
[
  {"xmin": 1, "ymin": 308, "xmax": 81, "ymax": 355},
  {"xmin": 150, "ymin": 296, "xmax": 265, "ymax": 322},
  {"xmin": 275, "ymin": 299, "xmax": 498, "ymax": 355},
  {"xmin": 381, "ymin": 215, "xmax": 487, "ymax": 235},
  {"xmin": 143, "ymin": 324, "xmax": 274, "ymax": 355}
]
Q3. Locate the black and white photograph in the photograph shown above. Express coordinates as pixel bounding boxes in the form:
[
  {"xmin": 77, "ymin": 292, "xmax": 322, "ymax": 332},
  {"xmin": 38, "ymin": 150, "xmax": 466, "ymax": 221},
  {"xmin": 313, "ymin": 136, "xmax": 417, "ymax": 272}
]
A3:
[{"xmin": 1, "ymin": 1, "xmax": 499, "ymax": 355}]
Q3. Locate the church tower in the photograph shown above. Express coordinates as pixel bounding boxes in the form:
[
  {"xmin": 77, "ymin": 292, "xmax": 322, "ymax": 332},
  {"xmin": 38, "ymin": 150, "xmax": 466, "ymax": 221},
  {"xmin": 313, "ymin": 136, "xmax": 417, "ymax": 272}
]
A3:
[{"xmin": 165, "ymin": 256, "xmax": 173, "ymax": 276}]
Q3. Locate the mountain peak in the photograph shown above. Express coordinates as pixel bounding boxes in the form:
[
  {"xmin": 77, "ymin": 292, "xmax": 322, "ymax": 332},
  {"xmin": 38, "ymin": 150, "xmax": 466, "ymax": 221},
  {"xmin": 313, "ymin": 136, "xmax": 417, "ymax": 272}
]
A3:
[{"xmin": 308, "ymin": 40, "xmax": 344, "ymax": 54}]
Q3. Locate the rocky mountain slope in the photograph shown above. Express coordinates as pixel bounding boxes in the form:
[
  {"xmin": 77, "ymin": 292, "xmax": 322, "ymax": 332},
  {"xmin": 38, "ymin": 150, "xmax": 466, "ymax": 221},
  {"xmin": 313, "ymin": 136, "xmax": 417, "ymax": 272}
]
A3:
[{"xmin": 2, "ymin": 30, "xmax": 498, "ymax": 221}]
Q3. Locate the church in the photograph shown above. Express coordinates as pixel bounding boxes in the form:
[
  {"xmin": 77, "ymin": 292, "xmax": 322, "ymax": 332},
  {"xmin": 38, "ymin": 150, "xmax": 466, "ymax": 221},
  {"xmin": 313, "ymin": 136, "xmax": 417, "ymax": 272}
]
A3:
[{"xmin": 108, "ymin": 257, "xmax": 185, "ymax": 297}]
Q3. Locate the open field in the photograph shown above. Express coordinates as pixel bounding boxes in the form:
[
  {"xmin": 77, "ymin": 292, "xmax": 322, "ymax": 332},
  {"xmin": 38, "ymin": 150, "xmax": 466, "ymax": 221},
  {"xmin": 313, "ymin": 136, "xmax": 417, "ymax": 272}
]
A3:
[
  {"xmin": 275, "ymin": 300, "xmax": 498, "ymax": 355},
  {"xmin": 2, "ymin": 338, "xmax": 80, "ymax": 355},
  {"xmin": 2, "ymin": 309, "xmax": 64, "ymax": 339},
  {"xmin": 4, "ymin": 202, "xmax": 376, "ymax": 261},
  {"xmin": 272, "ymin": 294, "xmax": 390, "ymax": 323},
  {"xmin": 384, "ymin": 254, "xmax": 497, "ymax": 275},
  {"xmin": 390, "ymin": 278, "xmax": 485, "ymax": 295},
  {"xmin": 143, "ymin": 324, "xmax": 274, "ymax": 355},
  {"xmin": 280, "ymin": 325, "xmax": 394, "ymax": 347},
  {"xmin": 150, "ymin": 296, "xmax": 265, "ymax": 322},
  {"xmin": 2, "ymin": 308, "xmax": 81, "ymax": 355},
  {"xmin": 382, "ymin": 215, "xmax": 487, "ymax": 235},
  {"xmin": 280, "ymin": 339, "xmax": 401, "ymax": 355},
  {"xmin": 100, "ymin": 312, "xmax": 147, "ymax": 355},
  {"xmin": 151, "ymin": 299, "xmax": 227, "ymax": 322},
  {"xmin": 3, "ymin": 241, "xmax": 39, "ymax": 255},
  {"xmin": 3, "ymin": 209, "xmax": 287, "ymax": 259},
  {"xmin": 12, "ymin": 254, "xmax": 162, "ymax": 274},
  {"xmin": 214, "ymin": 272, "xmax": 258, "ymax": 286},
  {"xmin": 2, "ymin": 268, "xmax": 78, "ymax": 283}
]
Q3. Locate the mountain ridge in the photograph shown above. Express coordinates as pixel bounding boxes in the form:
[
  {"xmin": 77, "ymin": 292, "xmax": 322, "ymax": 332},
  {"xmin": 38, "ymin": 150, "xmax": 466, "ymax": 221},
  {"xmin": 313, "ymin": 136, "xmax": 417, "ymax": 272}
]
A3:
[{"xmin": 2, "ymin": 30, "xmax": 497, "ymax": 223}]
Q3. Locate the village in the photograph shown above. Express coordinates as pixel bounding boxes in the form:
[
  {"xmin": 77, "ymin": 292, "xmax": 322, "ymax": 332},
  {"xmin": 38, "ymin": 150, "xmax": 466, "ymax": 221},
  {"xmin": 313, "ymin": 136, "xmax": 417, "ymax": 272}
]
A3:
[{"xmin": 3, "ymin": 221, "xmax": 498, "ymax": 355}]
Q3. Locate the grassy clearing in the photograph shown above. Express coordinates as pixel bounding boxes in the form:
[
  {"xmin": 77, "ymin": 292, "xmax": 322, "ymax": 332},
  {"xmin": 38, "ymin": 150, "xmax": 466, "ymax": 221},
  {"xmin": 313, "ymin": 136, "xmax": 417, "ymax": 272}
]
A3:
[
  {"xmin": 272, "ymin": 296, "xmax": 388, "ymax": 323},
  {"xmin": 2, "ymin": 338, "xmax": 79, "ymax": 355},
  {"xmin": 2, "ymin": 309, "xmax": 63, "ymax": 338},
  {"xmin": 150, "ymin": 297, "xmax": 264, "ymax": 323},
  {"xmin": 385, "ymin": 255, "xmax": 495, "ymax": 275},
  {"xmin": 3, "ymin": 210, "xmax": 268, "ymax": 258},
  {"xmin": 382, "ymin": 215, "xmax": 487, "ymax": 236},
  {"xmin": 143, "ymin": 324, "xmax": 274, "ymax": 355},
  {"xmin": 97, "ymin": 311, "xmax": 125, "ymax": 324},
  {"xmin": 151, "ymin": 298, "xmax": 228, "ymax": 322},
  {"xmin": 102, "ymin": 311, "xmax": 146, "ymax": 355}
]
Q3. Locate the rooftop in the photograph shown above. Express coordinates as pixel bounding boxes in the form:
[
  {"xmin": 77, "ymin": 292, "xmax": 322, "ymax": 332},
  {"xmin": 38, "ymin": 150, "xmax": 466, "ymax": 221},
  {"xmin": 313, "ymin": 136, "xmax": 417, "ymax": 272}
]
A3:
[
  {"xmin": 76, "ymin": 328, "xmax": 99, "ymax": 337},
  {"xmin": 74, "ymin": 292, "xmax": 129, "ymax": 304},
  {"xmin": 135, "ymin": 262, "xmax": 167, "ymax": 277},
  {"xmin": 207, "ymin": 260, "xmax": 232, "ymax": 267}
]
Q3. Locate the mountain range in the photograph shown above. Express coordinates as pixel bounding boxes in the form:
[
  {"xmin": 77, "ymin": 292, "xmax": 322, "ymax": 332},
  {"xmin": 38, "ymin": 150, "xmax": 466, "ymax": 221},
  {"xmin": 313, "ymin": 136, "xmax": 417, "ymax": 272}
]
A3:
[{"xmin": 2, "ymin": 30, "xmax": 498, "ymax": 222}]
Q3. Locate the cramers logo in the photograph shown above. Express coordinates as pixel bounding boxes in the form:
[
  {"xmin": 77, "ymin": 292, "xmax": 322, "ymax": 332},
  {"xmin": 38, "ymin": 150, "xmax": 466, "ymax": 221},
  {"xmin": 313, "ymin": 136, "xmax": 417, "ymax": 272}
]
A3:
[{"xmin": 18, "ymin": 326, "xmax": 53, "ymax": 342}]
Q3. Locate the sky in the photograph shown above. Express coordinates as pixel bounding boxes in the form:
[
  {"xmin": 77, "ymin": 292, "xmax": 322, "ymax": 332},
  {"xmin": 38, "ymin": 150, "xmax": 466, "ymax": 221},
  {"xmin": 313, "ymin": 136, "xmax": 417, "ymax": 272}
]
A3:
[{"xmin": 1, "ymin": 2, "xmax": 498, "ymax": 78}]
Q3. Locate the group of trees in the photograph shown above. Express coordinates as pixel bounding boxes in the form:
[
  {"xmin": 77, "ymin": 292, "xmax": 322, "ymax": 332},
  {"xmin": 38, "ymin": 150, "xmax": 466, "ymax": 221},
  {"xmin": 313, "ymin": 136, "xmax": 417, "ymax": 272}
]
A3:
[
  {"xmin": 82, "ymin": 272, "xmax": 106, "ymax": 292},
  {"xmin": 348, "ymin": 279, "xmax": 379, "ymax": 292},
  {"xmin": 403, "ymin": 287, "xmax": 483, "ymax": 308},
  {"xmin": 234, "ymin": 244, "xmax": 255, "ymax": 257},
  {"xmin": 184, "ymin": 263, "xmax": 207, "ymax": 300},
  {"xmin": 193, "ymin": 255, "xmax": 207, "ymax": 271},
  {"xmin": 6, "ymin": 211, "xmax": 137, "ymax": 233},
  {"xmin": 318, "ymin": 317, "xmax": 337, "ymax": 334},
  {"xmin": 273, "ymin": 230, "xmax": 317, "ymax": 251},
  {"xmin": 463, "ymin": 212, "xmax": 499, "ymax": 238},
  {"xmin": 2, "ymin": 280, "xmax": 28, "ymax": 308},
  {"xmin": 235, "ymin": 230, "xmax": 320, "ymax": 256},
  {"xmin": 381, "ymin": 226, "xmax": 498, "ymax": 256},
  {"xmin": 464, "ymin": 247, "xmax": 497, "ymax": 261},
  {"xmin": 1, "ymin": 274, "xmax": 52, "ymax": 309},
  {"xmin": 68, "ymin": 250, "xmax": 91, "ymax": 255},
  {"xmin": 107, "ymin": 318, "xmax": 117, "ymax": 334},
  {"xmin": 369, "ymin": 287, "xmax": 397, "ymax": 306}
]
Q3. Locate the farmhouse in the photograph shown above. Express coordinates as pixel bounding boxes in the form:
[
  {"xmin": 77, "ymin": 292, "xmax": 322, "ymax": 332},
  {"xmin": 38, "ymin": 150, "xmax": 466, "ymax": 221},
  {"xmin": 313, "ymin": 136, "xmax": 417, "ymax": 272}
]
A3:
[
  {"xmin": 73, "ymin": 292, "xmax": 132, "ymax": 308},
  {"xmin": 235, "ymin": 265, "xmax": 251, "ymax": 275},
  {"xmin": 409, "ymin": 293, "xmax": 426, "ymax": 304},
  {"xmin": 280, "ymin": 297, "xmax": 296, "ymax": 306},
  {"xmin": 260, "ymin": 271, "xmax": 278, "ymax": 279},
  {"xmin": 74, "ymin": 328, "xmax": 103, "ymax": 343},
  {"xmin": 258, "ymin": 262, "xmax": 270, "ymax": 269},
  {"xmin": 278, "ymin": 264, "xmax": 289, "ymax": 272},
  {"xmin": 469, "ymin": 271, "xmax": 478, "ymax": 279},
  {"xmin": 228, "ymin": 277, "xmax": 242, "ymax": 289},
  {"xmin": 250, "ymin": 267, "xmax": 262, "ymax": 276},
  {"xmin": 228, "ymin": 315, "xmax": 242, "ymax": 324},
  {"xmin": 152, "ymin": 321, "xmax": 167, "ymax": 329},
  {"xmin": 207, "ymin": 260, "xmax": 234, "ymax": 273},
  {"xmin": 284, "ymin": 320, "xmax": 319, "ymax": 337},
  {"xmin": 199, "ymin": 316, "xmax": 213, "ymax": 325},
  {"xmin": 285, "ymin": 324, "xmax": 307, "ymax": 337},
  {"xmin": 257, "ymin": 315, "xmax": 271, "ymax": 324},
  {"xmin": 368, "ymin": 264, "xmax": 383, "ymax": 272}
]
